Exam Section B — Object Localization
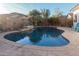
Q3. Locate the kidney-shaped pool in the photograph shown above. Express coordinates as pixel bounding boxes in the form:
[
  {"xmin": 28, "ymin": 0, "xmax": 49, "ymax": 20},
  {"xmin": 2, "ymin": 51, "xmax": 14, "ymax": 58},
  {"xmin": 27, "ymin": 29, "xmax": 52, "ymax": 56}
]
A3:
[{"xmin": 4, "ymin": 27, "xmax": 69, "ymax": 47}]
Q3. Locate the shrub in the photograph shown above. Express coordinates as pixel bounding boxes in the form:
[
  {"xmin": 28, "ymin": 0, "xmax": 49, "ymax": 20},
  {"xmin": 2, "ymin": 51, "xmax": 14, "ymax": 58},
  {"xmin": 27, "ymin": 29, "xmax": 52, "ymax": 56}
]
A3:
[
  {"xmin": 48, "ymin": 16, "xmax": 59, "ymax": 26},
  {"xmin": 65, "ymin": 19, "xmax": 73, "ymax": 27},
  {"xmin": 0, "ymin": 19, "xmax": 25, "ymax": 31},
  {"xmin": 48, "ymin": 16, "xmax": 73, "ymax": 27}
]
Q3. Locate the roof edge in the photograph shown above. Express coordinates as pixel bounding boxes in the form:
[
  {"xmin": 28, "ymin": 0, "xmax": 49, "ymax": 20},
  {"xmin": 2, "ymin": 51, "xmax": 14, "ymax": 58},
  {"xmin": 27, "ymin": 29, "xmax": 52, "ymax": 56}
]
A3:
[{"xmin": 70, "ymin": 4, "xmax": 79, "ymax": 12}]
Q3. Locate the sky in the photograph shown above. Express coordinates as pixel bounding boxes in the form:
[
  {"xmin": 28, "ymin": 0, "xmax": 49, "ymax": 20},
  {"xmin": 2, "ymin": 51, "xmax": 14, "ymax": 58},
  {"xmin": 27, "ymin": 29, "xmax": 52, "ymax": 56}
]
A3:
[{"xmin": 0, "ymin": 3, "xmax": 77, "ymax": 15}]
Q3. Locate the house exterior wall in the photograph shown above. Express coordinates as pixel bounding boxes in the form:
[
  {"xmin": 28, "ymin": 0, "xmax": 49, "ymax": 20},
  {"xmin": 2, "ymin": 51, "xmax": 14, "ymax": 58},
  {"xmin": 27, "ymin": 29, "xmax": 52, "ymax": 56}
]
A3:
[
  {"xmin": 71, "ymin": 9, "xmax": 79, "ymax": 29},
  {"xmin": 73, "ymin": 9, "xmax": 79, "ymax": 22}
]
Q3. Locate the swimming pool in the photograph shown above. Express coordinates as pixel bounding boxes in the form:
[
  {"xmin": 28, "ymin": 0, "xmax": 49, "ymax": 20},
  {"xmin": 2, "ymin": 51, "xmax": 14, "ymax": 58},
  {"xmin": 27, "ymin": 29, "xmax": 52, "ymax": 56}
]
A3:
[{"xmin": 4, "ymin": 27, "xmax": 69, "ymax": 47}]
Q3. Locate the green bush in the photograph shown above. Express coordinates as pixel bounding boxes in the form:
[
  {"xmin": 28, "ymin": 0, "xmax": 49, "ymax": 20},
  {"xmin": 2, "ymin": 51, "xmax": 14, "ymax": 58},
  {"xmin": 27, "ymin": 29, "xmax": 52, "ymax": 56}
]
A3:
[{"xmin": 48, "ymin": 16, "xmax": 59, "ymax": 26}]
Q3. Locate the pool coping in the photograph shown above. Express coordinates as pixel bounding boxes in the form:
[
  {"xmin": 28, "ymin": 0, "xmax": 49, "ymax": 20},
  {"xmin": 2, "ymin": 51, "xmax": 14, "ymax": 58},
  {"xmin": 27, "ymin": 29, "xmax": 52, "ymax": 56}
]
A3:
[{"xmin": 0, "ymin": 27, "xmax": 79, "ymax": 55}]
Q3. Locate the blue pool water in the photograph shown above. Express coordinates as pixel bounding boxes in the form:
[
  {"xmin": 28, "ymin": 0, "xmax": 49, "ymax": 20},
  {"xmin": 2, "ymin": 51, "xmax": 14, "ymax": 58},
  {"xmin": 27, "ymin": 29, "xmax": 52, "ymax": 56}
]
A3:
[{"xmin": 4, "ymin": 27, "xmax": 69, "ymax": 47}]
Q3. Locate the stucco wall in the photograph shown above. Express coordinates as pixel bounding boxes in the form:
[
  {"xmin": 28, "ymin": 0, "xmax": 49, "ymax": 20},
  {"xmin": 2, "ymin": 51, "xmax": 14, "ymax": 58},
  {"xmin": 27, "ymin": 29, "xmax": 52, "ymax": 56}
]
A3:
[{"xmin": 73, "ymin": 9, "xmax": 79, "ymax": 23}]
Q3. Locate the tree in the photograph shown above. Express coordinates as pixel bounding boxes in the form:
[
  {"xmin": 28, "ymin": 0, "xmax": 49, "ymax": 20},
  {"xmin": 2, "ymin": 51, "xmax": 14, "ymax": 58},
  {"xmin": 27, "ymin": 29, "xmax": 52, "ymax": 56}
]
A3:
[
  {"xmin": 41, "ymin": 9, "xmax": 50, "ymax": 26},
  {"xmin": 29, "ymin": 9, "xmax": 41, "ymax": 16},
  {"xmin": 41, "ymin": 9, "xmax": 50, "ymax": 20},
  {"xmin": 29, "ymin": 9, "xmax": 42, "ymax": 26},
  {"xmin": 54, "ymin": 8, "xmax": 63, "ymax": 17}
]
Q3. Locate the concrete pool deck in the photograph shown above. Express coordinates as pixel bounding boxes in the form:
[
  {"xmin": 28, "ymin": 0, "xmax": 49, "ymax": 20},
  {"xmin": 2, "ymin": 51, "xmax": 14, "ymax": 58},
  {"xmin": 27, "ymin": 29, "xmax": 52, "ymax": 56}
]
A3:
[{"xmin": 0, "ymin": 27, "xmax": 79, "ymax": 56}]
